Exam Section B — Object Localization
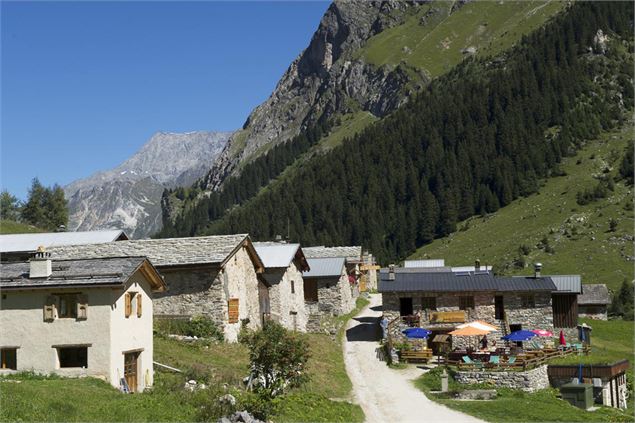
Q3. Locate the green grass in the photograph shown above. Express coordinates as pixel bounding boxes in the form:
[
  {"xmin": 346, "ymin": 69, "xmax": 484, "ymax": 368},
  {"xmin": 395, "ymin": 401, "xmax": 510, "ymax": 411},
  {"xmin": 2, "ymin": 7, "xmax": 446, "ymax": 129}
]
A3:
[
  {"xmin": 319, "ymin": 112, "xmax": 378, "ymax": 150},
  {"xmin": 358, "ymin": 0, "xmax": 566, "ymax": 78},
  {"xmin": 416, "ymin": 366, "xmax": 633, "ymax": 422},
  {"xmin": 0, "ymin": 219, "xmax": 45, "ymax": 234},
  {"xmin": 410, "ymin": 122, "xmax": 635, "ymax": 291}
]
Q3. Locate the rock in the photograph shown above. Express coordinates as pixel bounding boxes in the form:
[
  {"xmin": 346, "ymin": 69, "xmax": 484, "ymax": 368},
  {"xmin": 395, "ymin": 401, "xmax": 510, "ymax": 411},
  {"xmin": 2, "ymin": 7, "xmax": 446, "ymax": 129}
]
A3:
[
  {"xmin": 218, "ymin": 394, "xmax": 237, "ymax": 407},
  {"xmin": 217, "ymin": 418, "xmax": 232, "ymax": 423}
]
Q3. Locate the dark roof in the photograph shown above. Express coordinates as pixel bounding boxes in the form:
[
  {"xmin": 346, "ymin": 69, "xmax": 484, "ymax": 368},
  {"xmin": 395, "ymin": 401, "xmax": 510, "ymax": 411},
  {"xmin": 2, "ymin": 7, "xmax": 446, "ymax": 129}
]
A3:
[
  {"xmin": 0, "ymin": 230, "xmax": 128, "ymax": 253},
  {"xmin": 0, "ymin": 257, "xmax": 165, "ymax": 291},
  {"xmin": 578, "ymin": 284, "xmax": 611, "ymax": 305},
  {"xmin": 378, "ymin": 270, "xmax": 556, "ymax": 292}
]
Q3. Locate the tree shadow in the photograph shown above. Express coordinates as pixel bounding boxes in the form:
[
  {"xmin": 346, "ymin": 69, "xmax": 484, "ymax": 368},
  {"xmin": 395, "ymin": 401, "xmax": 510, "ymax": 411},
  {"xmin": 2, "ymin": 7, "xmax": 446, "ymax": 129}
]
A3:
[
  {"xmin": 370, "ymin": 305, "xmax": 383, "ymax": 312},
  {"xmin": 346, "ymin": 320, "xmax": 381, "ymax": 342},
  {"xmin": 353, "ymin": 316, "xmax": 378, "ymax": 323}
]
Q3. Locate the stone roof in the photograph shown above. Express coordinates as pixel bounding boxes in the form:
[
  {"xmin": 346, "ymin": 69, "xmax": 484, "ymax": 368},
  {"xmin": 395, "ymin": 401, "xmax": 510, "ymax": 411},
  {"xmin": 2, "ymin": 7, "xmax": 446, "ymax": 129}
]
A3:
[
  {"xmin": 0, "ymin": 257, "xmax": 165, "ymax": 291},
  {"xmin": 578, "ymin": 284, "xmax": 611, "ymax": 305},
  {"xmin": 48, "ymin": 234, "xmax": 261, "ymax": 268},
  {"xmin": 253, "ymin": 242, "xmax": 308, "ymax": 270},
  {"xmin": 0, "ymin": 230, "xmax": 128, "ymax": 253},
  {"xmin": 303, "ymin": 246, "xmax": 362, "ymax": 261}
]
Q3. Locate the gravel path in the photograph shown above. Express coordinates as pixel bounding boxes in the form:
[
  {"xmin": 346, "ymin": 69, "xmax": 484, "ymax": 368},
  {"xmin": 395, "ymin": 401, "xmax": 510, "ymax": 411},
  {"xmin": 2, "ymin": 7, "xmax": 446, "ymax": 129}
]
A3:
[{"xmin": 343, "ymin": 294, "xmax": 485, "ymax": 423}]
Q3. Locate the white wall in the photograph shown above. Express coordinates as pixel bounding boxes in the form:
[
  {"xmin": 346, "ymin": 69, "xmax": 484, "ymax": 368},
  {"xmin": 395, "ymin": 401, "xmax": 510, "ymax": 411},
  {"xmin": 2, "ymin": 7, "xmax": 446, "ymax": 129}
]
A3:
[
  {"xmin": 0, "ymin": 287, "xmax": 113, "ymax": 380},
  {"xmin": 109, "ymin": 272, "xmax": 154, "ymax": 392},
  {"xmin": 269, "ymin": 260, "xmax": 308, "ymax": 332}
]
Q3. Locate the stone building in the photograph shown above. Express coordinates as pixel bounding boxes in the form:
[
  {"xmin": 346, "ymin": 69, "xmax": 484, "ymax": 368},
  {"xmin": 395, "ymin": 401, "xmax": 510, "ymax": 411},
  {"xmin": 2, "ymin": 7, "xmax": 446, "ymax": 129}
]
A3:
[
  {"xmin": 0, "ymin": 252, "xmax": 165, "ymax": 392},
  {"xmin": 577, "ymin": 284, "xmax": 610, "ymax": 320},
  {"xmin": 49, "ymin": 234, "xmax": 265, "ymax": 342},
  {"xmin": 303, "ymin": 257, "xmax": 355, "ymax": 320},
  {"xmin": 303, "ymin": 245, "xmax": 378, "ymax": 293},
  {"xmin": 380, "ymin": 266, "xmax": 556, "ymax": 349},
  {"xmin": 0, "ymin": 230, "xmax": 129, "ymax": 262},
  {"xmin": 253, "ymin": 242, "xmax": 309, "ymax": 331}
]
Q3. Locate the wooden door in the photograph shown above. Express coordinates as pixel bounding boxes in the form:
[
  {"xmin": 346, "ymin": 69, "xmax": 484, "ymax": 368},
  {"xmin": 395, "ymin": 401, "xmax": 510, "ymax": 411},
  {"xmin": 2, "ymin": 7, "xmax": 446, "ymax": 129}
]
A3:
[
  {"xmin": 495, "ymin": 296, "xmax": 505, "ymax": 320},
  {"xmin": 124, "ymin": 352, "xmax": 139, "ymax": 393}
]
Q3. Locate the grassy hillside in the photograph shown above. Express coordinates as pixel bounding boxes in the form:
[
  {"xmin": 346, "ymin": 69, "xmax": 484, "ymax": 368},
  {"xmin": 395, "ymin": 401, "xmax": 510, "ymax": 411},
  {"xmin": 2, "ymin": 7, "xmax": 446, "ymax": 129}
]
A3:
[
  {"xmin": 410, "ymin": 122, "xmax": 634, "ymax": 291},
  {"xmin": 358, "ymin": 0, "xmax": 566, "ymax": 78},
  {"xmin": 0, "ymin": 219, "xmax": 45, "ymax": 234}
]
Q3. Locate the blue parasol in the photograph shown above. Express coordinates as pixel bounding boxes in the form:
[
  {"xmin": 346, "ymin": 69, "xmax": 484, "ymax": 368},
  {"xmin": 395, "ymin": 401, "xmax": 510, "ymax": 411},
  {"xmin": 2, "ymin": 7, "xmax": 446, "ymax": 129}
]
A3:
[
  {"xmin": 501, "ymin": 329, "xmax": 537, "ymax": 342},
  {"xmin": 402, "ymin": 328, "xmax": 431, "ymax": 339}
]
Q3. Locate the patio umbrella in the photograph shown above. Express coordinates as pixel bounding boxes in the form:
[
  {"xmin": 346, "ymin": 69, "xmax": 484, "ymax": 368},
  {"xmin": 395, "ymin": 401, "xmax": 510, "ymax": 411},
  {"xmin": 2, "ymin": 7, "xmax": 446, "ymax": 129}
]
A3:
[
  {"xmin": 501, "ymin": 330, "xmax": 537, "ymax": 342},
  {"xmin": 559, "ymin": 330, "xmax": 566, "ymax": 346},
  {"xmin": 402, "ymin": 328, "xmax": 431, "ymax": 339},
  {"xmin": 456, "ymin": 321, "xmax": 498, "ymax": 332},
  {"xmin": 531, "ymin": 329, "xmax": 554, "ymax": 337}
]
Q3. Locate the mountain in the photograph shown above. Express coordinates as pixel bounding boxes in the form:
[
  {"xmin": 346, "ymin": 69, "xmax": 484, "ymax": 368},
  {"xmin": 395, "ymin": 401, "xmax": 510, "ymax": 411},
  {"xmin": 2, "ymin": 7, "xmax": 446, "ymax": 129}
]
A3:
[
  {"xmin": 409, "ymin": 121, "xmax": 634, "ymax": 291},
  {"xmin": 163, "ymin": 0, "xmax": 567, "ymax": 226},
  {"xmin": 159, "ymin": 1, "xmax": 634, "ymax": 266},
  {"xmin": 65, "ymin": 131, "xmax": 231, "ymax": 238}
]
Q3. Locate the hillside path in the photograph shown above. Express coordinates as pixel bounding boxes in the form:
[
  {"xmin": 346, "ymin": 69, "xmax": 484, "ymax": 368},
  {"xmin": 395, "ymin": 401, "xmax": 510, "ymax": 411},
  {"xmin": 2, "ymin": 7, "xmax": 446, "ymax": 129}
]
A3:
[{"xmin": 343, "ymin": 294, "xmax": 485, "ymax": 423}]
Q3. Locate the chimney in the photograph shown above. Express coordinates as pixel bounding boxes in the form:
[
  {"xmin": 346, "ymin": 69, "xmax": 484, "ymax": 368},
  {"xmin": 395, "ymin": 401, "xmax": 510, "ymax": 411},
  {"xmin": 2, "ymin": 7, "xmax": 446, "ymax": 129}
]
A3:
[
  {"xmin": 475, "ymin": 258, "xmax": 481, "ymax": 272},
  {"xmin": 274, "ymin": 234, "xmax": 286, "ymax": 244},
  {"xmin": 388, "ymin": 264, "xmax": 395, "ymax": 281},
  {"xmin": 534, "ymin": 262, "xmax": 542, "ymax": 278},
  {"xmin": 30, "ymin": 246, "xmax": 52, "ymax": 278}
]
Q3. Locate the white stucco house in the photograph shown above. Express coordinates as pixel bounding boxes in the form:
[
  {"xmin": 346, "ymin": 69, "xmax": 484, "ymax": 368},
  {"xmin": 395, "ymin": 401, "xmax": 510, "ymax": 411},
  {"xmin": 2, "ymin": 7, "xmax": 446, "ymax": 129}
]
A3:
[
  {"xmin": 0, "ymin": 250, "xmax": 165, "ymax": 393},
  {"xmin": 253, "ymin": 242, "xmax": 310, "ymax": 331}
]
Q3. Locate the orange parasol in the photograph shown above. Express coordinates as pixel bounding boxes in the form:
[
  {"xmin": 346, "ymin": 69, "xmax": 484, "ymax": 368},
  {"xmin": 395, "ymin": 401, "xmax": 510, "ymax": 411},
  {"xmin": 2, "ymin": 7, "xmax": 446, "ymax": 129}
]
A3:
[{"xmin": 449, "ymin": 326, "xmax": 492, "ymax": 336}]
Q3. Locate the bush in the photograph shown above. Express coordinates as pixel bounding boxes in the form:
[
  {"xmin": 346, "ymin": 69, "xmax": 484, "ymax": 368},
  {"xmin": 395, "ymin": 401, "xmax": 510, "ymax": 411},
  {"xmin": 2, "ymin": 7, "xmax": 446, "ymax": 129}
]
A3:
[
  {"xmin": 609, "ymin": 279, "xmax": 634, "ymax": 320},
  {"xmin": 155, "ymin": 316, "xmax": 224, "ymax": 341}
]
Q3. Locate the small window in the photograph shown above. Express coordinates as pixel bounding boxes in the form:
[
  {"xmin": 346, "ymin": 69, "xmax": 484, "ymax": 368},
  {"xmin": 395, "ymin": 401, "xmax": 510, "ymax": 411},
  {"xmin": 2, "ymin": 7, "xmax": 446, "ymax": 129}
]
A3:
[
  {"xmin": 291, "ymin": 280, "xmax": 295, "ymax": 294},
  {"xmin": 459, "ymin": 296, "xmax": 475, "ymax": 310},
  {"xmin": 125, "ymin": 292, "xmax": 140, "ymax": 318},
  {"xmin": 1, "ymin": 348, "xmax": 17, "ymax": 370},
  {"xmin": 521, "ymin": 294, "xmax": 535, "ymax": 308},
  {"xmin": 58, "ymin": 294, "xmax": 78, "ymax": 319},
  {"xmin": 58, "ymin": 347, "xmax": 87, "ymax": 368},
  {"xmin": 421, "ymin": 297, "xmax": 437, "ymax": 311},
  {"xmin": 228, "ymin": 298, "xmax": 239, "ymax": 323}
]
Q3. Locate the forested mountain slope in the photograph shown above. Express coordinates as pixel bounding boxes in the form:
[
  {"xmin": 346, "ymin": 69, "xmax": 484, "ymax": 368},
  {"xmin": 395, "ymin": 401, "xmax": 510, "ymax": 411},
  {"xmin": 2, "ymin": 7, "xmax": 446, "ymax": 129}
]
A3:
[
  {"xmin": 162, "ymin": 0, "xmax": 565, "ymax": 225},
  {"xmin": 410, "ymin": 122, "xmax": 634, "ymax": 291},
  {"xmin": 160, "ymin": 2, "xmax": 633, "ymax": 266}
]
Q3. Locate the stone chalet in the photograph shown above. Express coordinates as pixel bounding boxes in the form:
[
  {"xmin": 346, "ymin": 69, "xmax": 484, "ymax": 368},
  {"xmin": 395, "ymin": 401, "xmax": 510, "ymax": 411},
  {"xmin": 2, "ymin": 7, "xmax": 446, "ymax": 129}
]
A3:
[
  {"xmin": 303, "ymin": 245, "xmax": 378, "ymax": 293},
  {"xmin": 0, "ymin": 230, "xmax": 129, "ymax": 262},
  {"xmin": 253, "ymin": 242, "xmax": 309, "ymax": 332},
  {"xmin": 0, "ymin": 252, "xmax": 166, "ymax": 392},
  {"xmin": 577, "ymin": 284, "xmax": 611, "ymax": 320},
  {"xmin": 303, "ymin": 257, "xmax": 355, "ymax": 330},
  {"xmin": 48, "ymin": 234, "xmax": 265, "ymax": 342},
  {"xmin": 379, "ymin": 263, "xmax": 582, "ymax": 351}
]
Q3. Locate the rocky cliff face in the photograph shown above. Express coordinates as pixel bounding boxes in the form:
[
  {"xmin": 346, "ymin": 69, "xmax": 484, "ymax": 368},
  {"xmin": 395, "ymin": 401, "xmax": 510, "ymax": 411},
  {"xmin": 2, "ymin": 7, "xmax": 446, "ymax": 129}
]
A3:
[
  {"xmin": 204, "ymin": 0, "xmax": 428, "ymax": 190},
  {"xmin": 65, "ymin": 131, "xmax": 231, "ymax": 238}
]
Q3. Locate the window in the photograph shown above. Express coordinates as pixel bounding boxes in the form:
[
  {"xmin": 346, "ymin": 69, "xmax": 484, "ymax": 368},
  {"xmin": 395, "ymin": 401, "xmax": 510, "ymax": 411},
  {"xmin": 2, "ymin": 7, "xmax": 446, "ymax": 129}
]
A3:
[
  {"xmin": 125, "ymin": 292, "xmax": 141, "ymax": 318},
  {"xmin": 228, "ymin": 298, "xmax": 239, "ymax": 323},
  {"xmin": 58, "ymin": 294, "xmax": 78, "ymax": 318},
  {"xmin": 521, "ymin": 294, "xmax": 535, "ymax": 308},
  {"xmin": 459, "ymin": 296, "xmax": 475, "ymax": 310},
  {"xmin": 421, "ymin": 297, "xmax": 437, "ymax": 310},
  {"xmin": 58, "ymin": 347, "xmax": 87, "ymax": 368},
  {"xmin": 291, "ymin": 281, "xmax": 295, "ymax": 294},
  {"xmin": 1, "ymin": 348, "xmax": 17, "ymax": 370}
]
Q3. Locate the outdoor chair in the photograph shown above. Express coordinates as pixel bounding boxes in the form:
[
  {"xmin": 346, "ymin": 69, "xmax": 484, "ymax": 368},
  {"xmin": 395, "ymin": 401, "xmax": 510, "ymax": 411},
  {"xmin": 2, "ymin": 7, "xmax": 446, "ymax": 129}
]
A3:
[
  {"xmin": 506, "ymin": 356, "xmax": 517, "ymax": 366},
  {"xmin": 488, "ymin": 355, "xmax": 500, "ymax": 368},
  {"xmin": 529, "ymin": 340, "xmax": 543, "ymax": 350},
  {"xmin": 461, "ymin": 355, "xmax": 484, "ymax": 370}
]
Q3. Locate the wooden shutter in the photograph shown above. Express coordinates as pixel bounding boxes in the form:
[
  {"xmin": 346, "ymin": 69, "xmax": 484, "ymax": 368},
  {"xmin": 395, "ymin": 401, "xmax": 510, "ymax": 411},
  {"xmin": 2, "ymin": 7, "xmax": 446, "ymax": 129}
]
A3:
[
  {"xmin": 124, "ymin": 293, "xmax": 132, "ymax": 318},
  {"xmin": 77, "ymin": 294, "xmax": 88, "ymax": 320},
  {"xmin": 228, "ymin": 298, "xmax": 239, "ymax": 323},
  {"xmin": 43, "ymin": 296, "xmax": 56, "ymax": 321},
  {"xmin": 136, "ymin": 294, "xmax": 142, "ymax": 318}
]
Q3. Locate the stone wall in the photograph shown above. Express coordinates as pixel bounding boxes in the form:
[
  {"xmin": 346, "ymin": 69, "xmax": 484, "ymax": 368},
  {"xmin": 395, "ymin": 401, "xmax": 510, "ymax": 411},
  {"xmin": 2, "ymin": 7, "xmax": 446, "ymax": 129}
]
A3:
[
  {"xmin": 455, "ymin": 365, "xmax": 549, "ymax": 392},
  {"xmin": 267, "ymin": 260, "xmax": 308, "ymax": 331},
  {"xmin": 154, "ymin": 246, "xmax": 262, "ymax": 342},
  {"xmin": 578, "ymin": 305, "xmax": 608, "ymax": 320}
]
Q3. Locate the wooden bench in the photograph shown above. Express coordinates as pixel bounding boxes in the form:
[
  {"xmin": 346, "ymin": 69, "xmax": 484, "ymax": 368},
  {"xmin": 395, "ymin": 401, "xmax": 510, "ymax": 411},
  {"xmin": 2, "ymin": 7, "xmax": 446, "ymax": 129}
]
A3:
[{"xmin": 400, "ymin": 349, "xmax": 433, "ymax": 363}]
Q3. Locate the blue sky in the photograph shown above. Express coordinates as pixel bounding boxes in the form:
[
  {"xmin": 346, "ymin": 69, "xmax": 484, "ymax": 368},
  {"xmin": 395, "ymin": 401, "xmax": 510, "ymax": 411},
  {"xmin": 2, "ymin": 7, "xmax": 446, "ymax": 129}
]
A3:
[{"xmin": 1, "ymin": 1, "xmax": 329, "ymax": 199}]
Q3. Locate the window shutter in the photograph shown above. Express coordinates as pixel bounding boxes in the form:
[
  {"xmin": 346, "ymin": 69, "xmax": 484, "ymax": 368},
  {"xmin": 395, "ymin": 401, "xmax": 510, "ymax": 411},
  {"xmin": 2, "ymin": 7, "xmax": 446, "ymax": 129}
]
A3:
[
  {"xmin": 136, "ymin": 294, "xmax": 142, "ymax": 318},
  {"xmin": 77, "ymin": 294, "xmax": 88, "ymax": 320},
  {"xmin": 125, "ymin": 293, "xmax": 132, "ymax": 318},
  {"xmin": 44, "ymin": 295, "xmax": 56, "ymax": 321},
  {"xmin": 228, "ymin": 298, "xmax": 239, "ymax": 323}
]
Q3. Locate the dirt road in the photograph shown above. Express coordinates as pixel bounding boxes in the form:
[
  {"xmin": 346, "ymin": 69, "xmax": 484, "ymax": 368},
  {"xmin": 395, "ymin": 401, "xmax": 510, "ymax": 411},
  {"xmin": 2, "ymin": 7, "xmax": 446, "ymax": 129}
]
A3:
[{"xmin": 343, "ymin": 294, "xmax": 484, "ymax": 423}]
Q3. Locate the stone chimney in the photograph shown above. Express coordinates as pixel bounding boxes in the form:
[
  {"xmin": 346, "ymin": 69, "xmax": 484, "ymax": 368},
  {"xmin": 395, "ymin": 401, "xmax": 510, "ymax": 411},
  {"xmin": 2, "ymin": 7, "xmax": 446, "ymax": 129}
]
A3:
[
  {"xmin": 534, "ymin": 262, "xmax": 542, "ymax": 278},
  {"xmin": 475, "ymin": 258, "xmax": 481, "ymax": 272},
  {"xmin": 30, "ymin": 246, "xmax": 52, "ymax": 278},
  {"xmin": 388, "ymin": 264, "xmax": 395, "ymax": 281}
]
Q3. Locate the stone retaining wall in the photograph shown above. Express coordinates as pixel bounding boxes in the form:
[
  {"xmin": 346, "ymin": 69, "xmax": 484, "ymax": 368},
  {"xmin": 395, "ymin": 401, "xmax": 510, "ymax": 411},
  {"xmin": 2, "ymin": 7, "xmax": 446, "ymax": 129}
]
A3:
[{"xmin": 455, "ymin": 364, "xmax": 549, "ymax": 392}]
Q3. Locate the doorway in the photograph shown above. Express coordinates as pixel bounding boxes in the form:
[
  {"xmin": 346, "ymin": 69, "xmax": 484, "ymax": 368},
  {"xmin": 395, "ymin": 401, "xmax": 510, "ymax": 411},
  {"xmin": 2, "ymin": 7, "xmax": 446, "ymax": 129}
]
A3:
[
  {"xmin": 495, "ymin": 296, "xmax": 505, "ymax": 320},
  {"xmin": 124, "ymin": 352, "xmax": 139, "ymax": 393},
  {"xmin": 399, "ymin": 297, "xmax": 413, "ymax": 316}
]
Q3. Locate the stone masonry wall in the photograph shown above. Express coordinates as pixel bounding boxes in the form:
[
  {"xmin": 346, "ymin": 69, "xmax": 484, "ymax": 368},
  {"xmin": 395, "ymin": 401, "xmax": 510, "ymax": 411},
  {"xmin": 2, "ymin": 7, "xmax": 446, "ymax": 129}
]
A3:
[
  {"xmin": 268, "ymin": 260, "xmax": 308, "ymax": 332},
  {"xmin": 455, "ymin": 364, "xmax": 549, "ymax": 392}
]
